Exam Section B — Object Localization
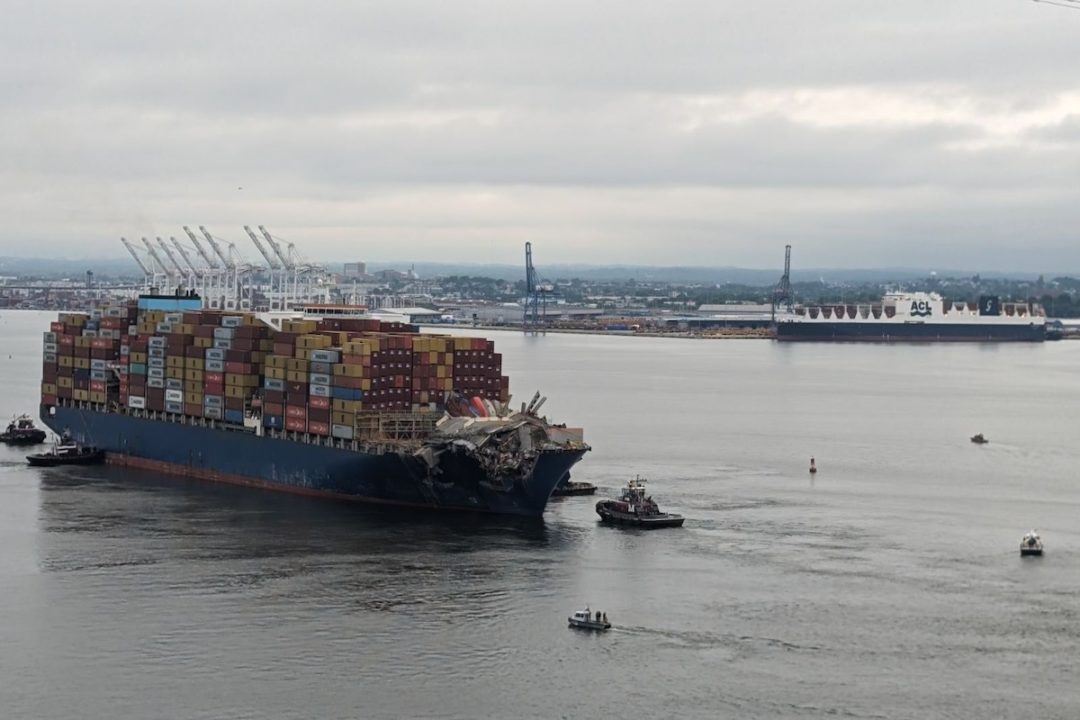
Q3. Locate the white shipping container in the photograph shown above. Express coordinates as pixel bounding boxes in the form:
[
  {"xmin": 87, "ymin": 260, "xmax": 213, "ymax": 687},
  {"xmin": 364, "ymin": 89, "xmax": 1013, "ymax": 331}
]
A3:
[{"xmin": 128, "ymin": 396, "xmax": 146, "ymax": 409}]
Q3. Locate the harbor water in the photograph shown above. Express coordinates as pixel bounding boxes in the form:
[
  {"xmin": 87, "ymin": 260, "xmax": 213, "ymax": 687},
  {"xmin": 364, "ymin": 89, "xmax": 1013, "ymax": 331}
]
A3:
[{"xmin": 2, "ymin": 310, "xmax": 1079, "ymax": 719}]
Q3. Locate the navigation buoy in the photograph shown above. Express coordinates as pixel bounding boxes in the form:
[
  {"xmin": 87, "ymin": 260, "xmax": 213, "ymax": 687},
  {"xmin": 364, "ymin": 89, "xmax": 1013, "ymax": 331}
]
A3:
[{"xmin": 809, "ymin": 457, "xmax": 817, "ymax": 474}]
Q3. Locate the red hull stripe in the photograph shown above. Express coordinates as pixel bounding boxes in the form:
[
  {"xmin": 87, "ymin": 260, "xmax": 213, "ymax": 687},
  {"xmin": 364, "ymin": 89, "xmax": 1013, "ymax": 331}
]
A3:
[{"xmin": 103, "ymin": 452, "xmax": 481, "ymax": 513}]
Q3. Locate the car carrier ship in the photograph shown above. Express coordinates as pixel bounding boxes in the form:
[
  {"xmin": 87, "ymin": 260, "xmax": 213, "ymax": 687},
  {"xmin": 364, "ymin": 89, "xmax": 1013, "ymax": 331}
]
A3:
[
  {"xmin": 38, "ymin": 293, "xmax": 589, "ymax": 516},
  {"xmin": 775, "ymin": 292, "xmax": 1046, "ymax": 342}
]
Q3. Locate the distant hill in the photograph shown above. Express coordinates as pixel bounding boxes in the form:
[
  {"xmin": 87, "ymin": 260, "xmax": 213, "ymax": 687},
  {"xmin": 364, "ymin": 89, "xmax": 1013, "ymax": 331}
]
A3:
[{"xmin": 0, "ymin": 256, "xmax": 1064, "ymax": 284}]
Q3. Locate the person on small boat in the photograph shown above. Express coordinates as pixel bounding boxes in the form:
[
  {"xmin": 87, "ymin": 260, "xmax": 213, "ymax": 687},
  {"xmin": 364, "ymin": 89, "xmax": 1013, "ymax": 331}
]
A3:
[{"xmin": 602, "ymin": 612, "xmax": 607, "ymax": 623}]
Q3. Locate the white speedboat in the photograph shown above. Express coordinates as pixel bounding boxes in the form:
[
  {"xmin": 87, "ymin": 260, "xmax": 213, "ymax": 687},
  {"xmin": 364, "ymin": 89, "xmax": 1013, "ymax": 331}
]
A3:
[{"xmin": 568, "ymin": 607, "xmax": 610, "ymax": 631}]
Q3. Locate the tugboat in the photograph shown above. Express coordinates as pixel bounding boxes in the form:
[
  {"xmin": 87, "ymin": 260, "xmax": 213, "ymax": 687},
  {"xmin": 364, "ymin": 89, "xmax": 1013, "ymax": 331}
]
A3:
[
  {"xmin": 0, "ymin": 415, "xmax": 47, "ymax": 445},
  {"xmin": 26, "ymin": 434, "xmax": 105, "ymax": 467},
  {"xmin": 1020, "ymin": 530, "xmax": 1043, "ymax": 557},
  {"xmin": 568, "ymin": 607, "xmax": 610, "ymax": 631},
  {"xmin": 595, "ymin": 477, "xmax": 684, "ymax": 528},
  {"xmin": 971, "ymin": 433, "xmax": 988, "ymax": 445}
]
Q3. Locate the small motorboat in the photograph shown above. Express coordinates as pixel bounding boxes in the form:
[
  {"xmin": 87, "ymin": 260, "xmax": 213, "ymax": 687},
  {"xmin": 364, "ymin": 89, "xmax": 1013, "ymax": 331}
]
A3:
[
  {"xmin": 26, "ymin": 440, "xmax": 105, "ymax": 467},
  {"xmin": 551, "ymin": 480, "xmax": 597, "ymax": 497},
  {"xmin": 0, "ymin": 415, "xmax": 47, "ymax": 445},
  {"xmin": 971, "ymin": 433, "xmax": 988, "ymax": 445},
  {"xmin": 568, "ymin": 607, "xmax": 610, "ymax": 631},
  {"xmin": 1020, "ymin": 530, "xmax": 1043, "ymax": 557},
  {"xmin": 596, "ymin": 477, "xmax": 684, "ymax": 528},
  {"xmin": 809, "ymin": 456, "xmax": 818, "ymax": 474}
]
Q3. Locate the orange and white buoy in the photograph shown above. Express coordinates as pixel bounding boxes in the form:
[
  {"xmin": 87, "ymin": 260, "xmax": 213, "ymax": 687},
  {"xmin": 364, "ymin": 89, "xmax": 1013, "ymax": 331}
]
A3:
[{"xmin": 809, "ymin": 457, "xmax": 817, "ymax": 474}]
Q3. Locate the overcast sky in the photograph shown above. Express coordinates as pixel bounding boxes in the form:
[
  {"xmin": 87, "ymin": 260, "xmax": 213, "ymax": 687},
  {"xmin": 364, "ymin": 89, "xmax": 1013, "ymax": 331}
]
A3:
[{"xmin": 3, "ymin": 1, "xmax": 1079, "ymax": 271}]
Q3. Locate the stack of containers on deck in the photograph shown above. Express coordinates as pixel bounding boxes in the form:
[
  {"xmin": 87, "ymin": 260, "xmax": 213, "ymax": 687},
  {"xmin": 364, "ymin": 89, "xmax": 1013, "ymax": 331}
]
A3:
[
  {"xmin": 44, "ymin": 305, "xmax": 131, "ymax": 408},
  {"xmin": 450, "ymin": 337, "xmax": 508, "ymax": 404},
  {"xmin": 410, "ymin": 335, "xmax": 452, "ymax": 411},
  {"xmin": 121, "ymin": 308, "xmax": 267, "ymax": 421}
]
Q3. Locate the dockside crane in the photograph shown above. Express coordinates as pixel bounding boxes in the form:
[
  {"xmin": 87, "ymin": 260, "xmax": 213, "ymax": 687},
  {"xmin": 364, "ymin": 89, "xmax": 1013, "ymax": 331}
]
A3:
[
  {"xmin": 142, "ymin": 237, "xmax": 180, "ymax": 290},
  {"xmin": 121, "ymin": 237, "xmax": 157, "ymax": 290},
  {"xmin": 156, "ymin": 236, "xmax": 189, "ymax": 282},
  {"xmin": 524, "ymin": 242, "xmax": 556, "ymax": 332},
  {"xmin": 244, "ymin": 225, "xmax": 285, "ymax": 309},
  {"xmin": 771, "ymin": 244, "xmax": 795, "ymax": 322}
]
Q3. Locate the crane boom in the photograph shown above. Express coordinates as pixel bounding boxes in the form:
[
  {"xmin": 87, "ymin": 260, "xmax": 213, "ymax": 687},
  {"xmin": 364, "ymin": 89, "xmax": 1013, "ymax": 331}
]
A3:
[
  {"xmin": 183, "ymin": 226, "xmax": 220, "ymax": 269},
  {"xmin": 199, "ymin": 226, "xmax": 234, "ymax": 269},
  {"xmin": 156, "ymin": 236, "xmax": 187, "ymax": 277},
  {"xmin": 121, "ymin": 237, "xmax": 154, "ymax": 277},
  {"xmin": 258, "ymin": 225, "xmax": 292, "ymax": 269},
  {"xmin": 170, "ymin": 236, "xmax": 203, "ymax": 274},
  {"xmin": 141, "ymin": 237, "xmax": 175, "ymax": 278},
  {"xmin": 244, "ymin": 225, "xmax": 281, "ymax": 269}
]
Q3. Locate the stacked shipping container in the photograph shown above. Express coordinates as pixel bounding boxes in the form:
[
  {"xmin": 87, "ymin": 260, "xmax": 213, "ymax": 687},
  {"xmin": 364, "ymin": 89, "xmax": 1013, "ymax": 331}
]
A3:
[{"xmin": 43, "ymin": 302, "xmax": 510, "ymax": 440}]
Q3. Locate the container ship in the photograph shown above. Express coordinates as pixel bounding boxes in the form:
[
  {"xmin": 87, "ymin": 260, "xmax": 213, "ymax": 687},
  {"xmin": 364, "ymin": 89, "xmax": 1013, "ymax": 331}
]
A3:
[
  {"xmin": 38, "ymin": 293, "xmax": 588, "ymax": 516},
  {"xmin": 775, "ymin": 292, "xmax": 1046, "ymax": 342}
]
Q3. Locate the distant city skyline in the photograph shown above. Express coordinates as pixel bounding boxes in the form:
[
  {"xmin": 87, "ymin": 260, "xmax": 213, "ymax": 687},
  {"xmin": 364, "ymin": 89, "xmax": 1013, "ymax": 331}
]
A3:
[{"xmin": 3, "ymin": 2, "xmax": 1079, "ymax": 271}]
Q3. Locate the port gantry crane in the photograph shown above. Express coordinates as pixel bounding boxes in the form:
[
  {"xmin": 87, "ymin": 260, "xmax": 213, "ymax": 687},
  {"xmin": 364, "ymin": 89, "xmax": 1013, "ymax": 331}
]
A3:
[
  {"xmin": 155, "ymin": 236, "xmax": 191, "ymax": 288},
  {"xmin": 170, "ymin": 236, "xmax": 208, "ymax": 295},
  {"xmin": 141, "ymin": 237, "xmax": 182, "ymax": 290},
  {"xmin": 121, "ymin": 237, "xmax": 163, "ymax": 292},
  {"xmin": 771, "ymin": 244, "xmax": 795, "ymax": 323},
  {"xmin": 183, "ymin": 225, "xmax": 225, "ymax": 307},
  {"xmin": 244, "ymin": 225, "xmax": 285, "ymax": 309},
  {"xmin": 524, "ymin": 241, "xmax": 556, "ymax": 333}
]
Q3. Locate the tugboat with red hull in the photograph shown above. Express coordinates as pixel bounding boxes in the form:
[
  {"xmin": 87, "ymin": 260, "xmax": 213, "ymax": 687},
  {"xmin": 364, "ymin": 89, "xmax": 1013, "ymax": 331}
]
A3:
[{"xmin": 596, "ymin": 477, "xmax": 684, "ymax": 528}]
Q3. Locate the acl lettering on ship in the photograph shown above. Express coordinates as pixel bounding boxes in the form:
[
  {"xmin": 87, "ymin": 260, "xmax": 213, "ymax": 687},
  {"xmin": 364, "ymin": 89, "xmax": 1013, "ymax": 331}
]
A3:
[
  {"xmin": 978, "ymin": 296, "xmax": 1001, "ymax": 316},
  {"xmin": 909, "ymin": 299, "xmax": 933, "ymax": 318}
]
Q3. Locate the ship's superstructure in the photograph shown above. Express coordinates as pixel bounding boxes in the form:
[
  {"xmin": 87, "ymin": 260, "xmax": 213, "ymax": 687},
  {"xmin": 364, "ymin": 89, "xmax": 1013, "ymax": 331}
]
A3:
[
  {"xmin": 776, "ymin": 292, "xmax": 1046, "ymax": 342},
  {"xmin": 39, "ymin": 293, "xmax": 588, "ymax": 515}
]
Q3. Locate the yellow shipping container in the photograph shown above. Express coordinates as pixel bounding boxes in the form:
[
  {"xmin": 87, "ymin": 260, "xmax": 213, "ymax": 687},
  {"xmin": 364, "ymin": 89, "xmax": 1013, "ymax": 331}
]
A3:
[
  {"xmin": 129, "ymin": 352, "xmax": 147, "ymax": 363},
  {"xmin": 282, "ymin": 319, "xmax": 318, "ymax": 334},
  {"xmin": 165, "ymin": 367, "xmax": 183, "ymax": 380},
  {"xmin": 57, "ymin": 376, "xmax": 74, "ymax": 388},
  {"xmin": 59, "ymin": 356, "xmax": 74, "ymax": 368},
  {"xmin": 332, "ymin": 399, "xmax": 362, "ymax": 413},
  {"xmin": 225, "ymin": 385, "xmax": 249, "ymax": 399},
  {"xmin": 298, "ymin": 334, "xmax": 332, "ymax": 350},
  {"xmin": 286, "ymin": 370, "xmax": 308, "ymax": 384},
  {"xmin": 267, "ymin": 355, "xmax": 289, "ymax": 368},
  {"xmin": 41, "ymin": 382, "xmax": 58, "ymax": 395},
  {"xmin": 74, "ymin": 358, "xmax": 90, "ymax": 370},
  {"xmin": 185, "ymin": 369, "xmax": 203, "ymax": 382},
  {"xmin": 167, "ymin": 356, "xmax": 184, "ymax": 368},
  {"xmin": 185, "ymin": 358, "xmax": 205, "ymax": 370},
  {"xmin": 333, "ymin": 363, "xmax": 365, "ymax": 378},
  {"xmin": 195, "ymin": 337, "xmax": 213, "ymax": 348},
  {"xmin": 177, "ymin": 323, "xmax": 195, "ymax": 335},
  {"xmin": 89, "ymin": 391, "xmax": 107, "ymax": 403},
  {"xmin": 185, "ymin": 391, "xmax": 203, "ymax": 405},
  {"xmin": 332, "ymin": 411, "xmax": 355, "ymax": 426},
  {"xmin": 266, "ymin": 367, "xmax": 286, "ymax": 380},
  {"xmin": 286, "ymin": 358, "xmax": 310, "ymax": 372},
  {"xmin": 72, "ymin": 389, "xmax": 90, "ymax": 401},
  {"xmin": 436, "ymin": 366, "xmax": 447, "ymax": 379},
  {"xmin": 453, "ymin": 337, "xmax": 471, "ymax": 351}
]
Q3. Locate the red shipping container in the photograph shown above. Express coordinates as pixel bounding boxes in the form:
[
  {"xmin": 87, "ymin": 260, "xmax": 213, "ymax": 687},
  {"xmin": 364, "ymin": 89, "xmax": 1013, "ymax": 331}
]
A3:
[
  {"xmin": 264, "ymin": 401, "xmax": 285, "ymax": 415},
  {"xmin": 41, "ymin": 393, "xmax": 58, "ymax": 405},
  {"xmin": 286, "ymin": 405, "xmax": 307, "ymax": 420},
  {"xmin": 204, "ymin": 372, "xmax": 224, "ymax": 384},
  {"xmin": 309, "ymin": 396, "xmax": 331, "ymax": 410},
  {"xmin": 285, "ymin": 417, "xmax": 307, "ymax": 432},
  {"xmin": 287, "ymin": 382, "xmax": 307, "ymax": 395},
  {"xmin": 203, "ymin": 382, "xmax": 225, "ymax": 396},
  {"xmin": 224, "ymin": 361, "xmax": 251, "ymax": 374},
  {"xmin": 264, "ymin": 389, "xmax": 285, "ymax": 404},
  {"xmin": 184, "ymin": 402, "xmax": 202, "ymax": 416},
  {"xmin": 307, "ymin": 408, "xmax": 331, "ymax": 424},
  {"xmin": 307, "ymin": 421, "xmax": 330, "ymax": 436},
  {"xmin": 50, "ymin": 322, "xmax": 65, "ymax": 332},
  {"xmin": 225, "ymin": 397, "xmax": 245, "ymax": 411},
  {"xmin": 89, "ymin": 380, "xmax": 106, "ymax": 392}
]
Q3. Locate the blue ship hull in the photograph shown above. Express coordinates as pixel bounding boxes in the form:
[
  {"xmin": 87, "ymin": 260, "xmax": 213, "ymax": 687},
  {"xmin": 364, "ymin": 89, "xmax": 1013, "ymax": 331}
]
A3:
[
  {"xmin": 41, "ymin": 406, "xmax": 586, "ymax": 517},
  {"xmin": 776, "ymin": 322, "xmax": 1045, "ymax": 342}
]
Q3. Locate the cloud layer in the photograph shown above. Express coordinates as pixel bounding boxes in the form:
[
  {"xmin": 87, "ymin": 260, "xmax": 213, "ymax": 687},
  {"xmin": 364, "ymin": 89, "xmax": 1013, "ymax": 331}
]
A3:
[{"xmin": 3, "ymin": 1, "xmax": 1080, "ymax": 271}]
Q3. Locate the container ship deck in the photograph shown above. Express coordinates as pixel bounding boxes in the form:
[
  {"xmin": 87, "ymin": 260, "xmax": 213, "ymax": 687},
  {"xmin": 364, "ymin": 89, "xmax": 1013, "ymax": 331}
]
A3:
[{"xmin": 39, "ymin": 294, "xmax": 588, "ymax": 516}]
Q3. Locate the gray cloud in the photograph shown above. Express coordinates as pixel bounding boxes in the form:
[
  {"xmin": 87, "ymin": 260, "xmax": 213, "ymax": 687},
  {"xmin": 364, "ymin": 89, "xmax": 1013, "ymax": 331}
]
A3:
[{"xmin": 2, "ymin": 0, "xmax": 1080, "ymax": 271}]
